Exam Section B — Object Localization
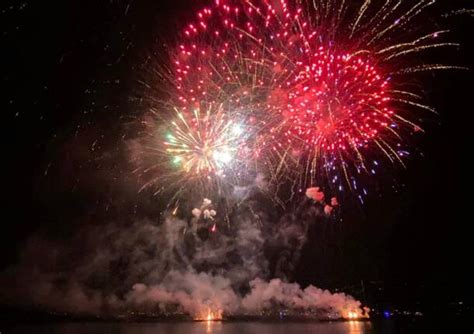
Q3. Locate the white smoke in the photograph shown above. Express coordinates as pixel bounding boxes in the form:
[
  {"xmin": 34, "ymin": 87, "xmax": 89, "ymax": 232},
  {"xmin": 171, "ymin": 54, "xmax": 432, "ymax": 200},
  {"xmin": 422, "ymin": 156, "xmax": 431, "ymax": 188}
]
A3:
[
  {"xmin": 0, "ymin": 189, "xmax": 367, "ymax": 320},
  {"xmin": 242, "ymin": 278, "xmax": 363, "ymax": 317},
  {"xmin": 126, "ymin": 273, "xmax": 364, "ymax": 319},
  {"xmin": 127, "ymin": 271, "xmax": 240, "ymax": 317}
]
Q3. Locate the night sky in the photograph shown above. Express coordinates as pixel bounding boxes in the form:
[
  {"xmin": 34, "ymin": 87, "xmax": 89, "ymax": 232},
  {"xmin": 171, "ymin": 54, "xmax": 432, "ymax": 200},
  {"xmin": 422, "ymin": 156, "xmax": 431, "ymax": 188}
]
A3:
[{"xmin": 3, "ymin": 0, "xmax": 473, "ymax": 313}]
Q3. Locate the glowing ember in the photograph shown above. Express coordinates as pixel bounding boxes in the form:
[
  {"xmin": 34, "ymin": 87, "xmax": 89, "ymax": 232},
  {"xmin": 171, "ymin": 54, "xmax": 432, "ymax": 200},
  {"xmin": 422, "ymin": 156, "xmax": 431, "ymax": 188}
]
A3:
[
  {"xmin": 195, "ymin": 309, "xmax": 223, "ymax": 321},
  {"xmin": 345, "ymin": 310, "xmax": 369, "ymax": 320}
]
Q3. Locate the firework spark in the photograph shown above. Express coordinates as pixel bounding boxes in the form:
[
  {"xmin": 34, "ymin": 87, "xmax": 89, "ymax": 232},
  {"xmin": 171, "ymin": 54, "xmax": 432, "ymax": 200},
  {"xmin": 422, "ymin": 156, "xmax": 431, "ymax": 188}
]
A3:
[
  {"xmin": 164, "ymin": 0, "xmax": 464, "ymax": 197},
  {"xmin": 133, "ymin": 101, "xmax": 254, "ymax": 205},
  {"xmin": 138, "ymin": 0, "xmax": 464, "ymax": 201},
  {"xmin": 165, "ymin": 104, "xmax": 246, "ymax": 176}
]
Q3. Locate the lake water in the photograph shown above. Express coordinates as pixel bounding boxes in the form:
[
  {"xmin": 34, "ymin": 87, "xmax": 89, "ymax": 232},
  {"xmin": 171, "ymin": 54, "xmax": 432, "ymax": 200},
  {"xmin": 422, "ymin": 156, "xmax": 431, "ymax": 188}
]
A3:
[{"xmin": 3, "ymin": 320, "xmax": 471, "ymax": 334}]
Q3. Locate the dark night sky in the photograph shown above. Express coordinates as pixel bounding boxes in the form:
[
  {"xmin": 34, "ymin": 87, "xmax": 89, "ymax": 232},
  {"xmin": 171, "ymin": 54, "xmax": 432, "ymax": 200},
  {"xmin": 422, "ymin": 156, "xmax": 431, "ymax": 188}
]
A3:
[{"xmin": 2, "ymin": 0, "xmax": 473, "ymax": 310}]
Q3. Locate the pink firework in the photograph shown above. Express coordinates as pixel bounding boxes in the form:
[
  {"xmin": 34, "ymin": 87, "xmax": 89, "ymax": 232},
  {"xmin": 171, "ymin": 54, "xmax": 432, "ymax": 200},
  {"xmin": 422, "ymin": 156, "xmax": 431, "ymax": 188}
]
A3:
[
  {"xmin": 165, "ymin": 0, "xmax": 462, "ymax": 194},
  {"xmin": 279, "ymin": 48, "xmax": 392, "ymax": 152}
]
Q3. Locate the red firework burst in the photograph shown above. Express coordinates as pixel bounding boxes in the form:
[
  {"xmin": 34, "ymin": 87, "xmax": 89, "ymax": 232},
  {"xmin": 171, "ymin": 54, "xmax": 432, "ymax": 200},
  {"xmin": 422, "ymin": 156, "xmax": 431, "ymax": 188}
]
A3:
[
  {"xmin": 278, "ymin": 47, "xmax": 393, "ymax": 152},
  {"xmin": 161, "ymin": 0, "xmax": 462, "ymax": 194}
]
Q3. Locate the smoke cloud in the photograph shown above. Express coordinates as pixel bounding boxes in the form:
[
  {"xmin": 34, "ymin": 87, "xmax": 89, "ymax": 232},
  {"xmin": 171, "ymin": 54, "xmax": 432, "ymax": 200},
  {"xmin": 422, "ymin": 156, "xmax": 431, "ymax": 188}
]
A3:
[{"xmin": 0, "ymin": 185, "xmax": 366, "ymax": 320}]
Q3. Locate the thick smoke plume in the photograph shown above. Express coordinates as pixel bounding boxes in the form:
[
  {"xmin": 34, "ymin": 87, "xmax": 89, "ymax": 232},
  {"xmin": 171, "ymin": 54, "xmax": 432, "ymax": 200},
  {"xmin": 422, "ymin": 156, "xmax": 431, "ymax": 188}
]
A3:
[{"xmin": 1, "ymin": 185, "xmax": 366, "ymax": 320}]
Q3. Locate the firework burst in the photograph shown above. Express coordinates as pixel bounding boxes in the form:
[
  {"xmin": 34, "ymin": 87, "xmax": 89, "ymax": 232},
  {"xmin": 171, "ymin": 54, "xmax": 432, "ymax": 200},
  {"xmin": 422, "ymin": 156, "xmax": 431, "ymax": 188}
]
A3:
[
  {"xmin": 132, "ymin": 101, "xmax": 254, "ymax": 206},
  {"xmin": 136, "ymin": 0, "xmax": 465, "ymax": 203},
  {"xmin": 165, "ymin": 104, "xmax": 248, "ymax": 177},
  {"xmin": 162, "ymin": 0, "xmax": 464, "ymax": 199}
]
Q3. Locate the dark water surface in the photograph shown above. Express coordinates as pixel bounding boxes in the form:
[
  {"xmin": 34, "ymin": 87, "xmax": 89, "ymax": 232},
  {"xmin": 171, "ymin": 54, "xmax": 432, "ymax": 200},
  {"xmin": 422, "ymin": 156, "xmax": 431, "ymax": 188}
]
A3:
[{"xmin": 3, "ymin": 320, "xmax": 472, "ymax": 334}]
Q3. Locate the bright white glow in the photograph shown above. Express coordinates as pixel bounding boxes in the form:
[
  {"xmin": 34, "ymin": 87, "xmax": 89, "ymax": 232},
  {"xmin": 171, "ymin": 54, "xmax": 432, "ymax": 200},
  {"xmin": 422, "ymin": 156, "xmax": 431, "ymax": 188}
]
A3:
[
  {"xmin": 231, "ymin": 123, "xmax": 244, "ymax": 136},
  {"xmin": 213, "ymin": 148, "xmax": 233, "ymax": 165},
  {"xmin": 347, "ymin": 311, "xmax": 358, "ymax": 319}
]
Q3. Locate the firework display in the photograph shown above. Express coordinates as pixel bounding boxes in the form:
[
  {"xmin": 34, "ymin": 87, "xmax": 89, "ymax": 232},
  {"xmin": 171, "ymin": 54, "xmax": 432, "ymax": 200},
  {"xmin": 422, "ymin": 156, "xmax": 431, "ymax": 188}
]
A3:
[
  {"xmin": 3, "ymin": 0, "xmax": 470, "ymax": 324},
  {"xmin": 139, "ymin": 0, "xmax": 462, "ymax": 200}
]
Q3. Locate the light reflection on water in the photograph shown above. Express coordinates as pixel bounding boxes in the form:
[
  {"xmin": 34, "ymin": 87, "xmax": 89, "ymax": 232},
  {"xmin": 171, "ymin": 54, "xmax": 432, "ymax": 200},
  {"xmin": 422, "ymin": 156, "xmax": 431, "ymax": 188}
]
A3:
[{"xmin": 6, "ymin": 321, "xmax": 379, "ymax": 334}]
